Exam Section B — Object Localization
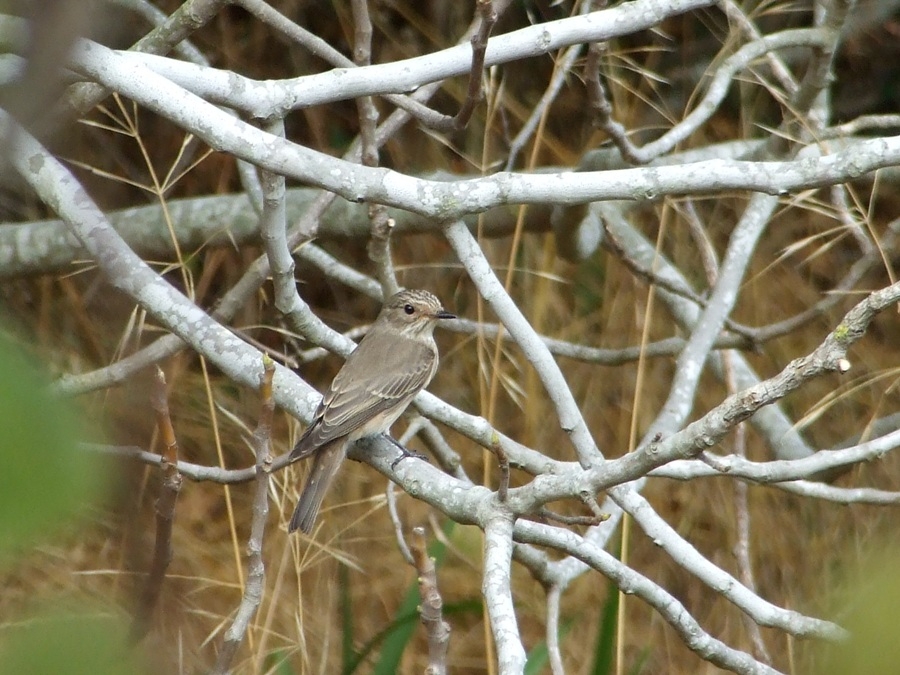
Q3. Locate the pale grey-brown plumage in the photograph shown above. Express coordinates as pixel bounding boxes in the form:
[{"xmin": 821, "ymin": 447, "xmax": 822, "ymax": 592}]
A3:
[{"xmin": 289, "ymin": 289, "xmax": 454, "ymax": 534}]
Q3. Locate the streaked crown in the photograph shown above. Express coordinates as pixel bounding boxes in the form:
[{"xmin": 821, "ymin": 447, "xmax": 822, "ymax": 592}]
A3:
[{"xmin": 376, "ymin": 289, "xmax": 455, "ymax": 336}]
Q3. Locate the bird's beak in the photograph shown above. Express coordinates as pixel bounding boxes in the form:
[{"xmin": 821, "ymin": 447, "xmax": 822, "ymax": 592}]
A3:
[{"xmin": 435, "ymin": 309, "xmax": 456, "ymax": 320}]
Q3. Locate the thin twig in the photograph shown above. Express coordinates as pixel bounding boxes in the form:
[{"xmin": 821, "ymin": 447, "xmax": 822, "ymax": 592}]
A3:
[
  {"xmin": 602, "ymin": 219, "xmax": 759, "ymax": 346},
  {"xmin": 677, "ymin": 200, "xmax": 721, "ymax": 285},
  {"xmin": 233, "ymin": 0, "xmax": 507, "ymax": 132},
  {"xmin": 418, "ymin": 417, "xmax": 469, "ymax": 482},
  {"xmin": 706, "ymin": 189, "xmax": 770, "ymax": 666},
  {"xmin": 538, "ymin": 509, "xmax": 609, "ymax": 527},
  {"xmin": 428, "ymin": 0, "xmax": 498, "ymax": 132},
  {"xmin": 584, "ymin": 35, "xmax": 649, "ymax": 165},
  {"xmin": 545, "ymin": 584, "xmax": 565, "ymax": 675},
  {"xmin": 212, "ymin": 355, "xmax": 275, "ymax": 674},
  {"xmin": 130, "ymin": 366, "xmax": 182, "ymax": 641},
  {"xmin": 830, "ymin": 183, "xmax": 873, "ymax": 254},
  {"xmin": 443, "ymin": 219, "xmax": 601, "ymax": 469},
  {"xmin": 491, "ymin": 433, "xmax": 510, "ymax": 502},
  {"xmin": 653, "ymin": 427, "xmax": 900, "ymax": 486},
  {"xmin": 410, "ymin": 527, "xmax": 451, "ymax": 675},
  {"xmin": 350, "ymin": 0, "xmax": 398, "ymax": 297},
  {"xmin": 729, "ymin": 405, "xmax": 772, "ymax": 663},
  {"xmin": 716, "ymin": 0, "xmax": 798, "ymax": 96},
  {"xmin": 505, "ymin": 0, "xmax": 594, "ymax": 169},
  {"xmin": 66, "ymin": 0, "xmax": 228, "ymax": 115},
  {"xmin": 386, "ymin": 482, "xmax": 414, "ymax": 565}
]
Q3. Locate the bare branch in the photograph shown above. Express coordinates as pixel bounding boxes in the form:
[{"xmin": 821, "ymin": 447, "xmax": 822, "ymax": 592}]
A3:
[
  {"xmin": 426, "ymin": 0, "xmax": 497, "ymax": 133},
  {"xmin": 716, "ymin": 0, "xmax": 798, "ymax": 95},
  {"xmin": 723, "ymin": 355, "xmax": 772, "ymax": 664},
  {"xmin": 653, "ymin": 428, "xmax": 900, "ymax": 486},
  {"xmin": 504, "ymin": 0, "xmax": 593, "ymax": 170},
  {"xmin": 10, "ymin": 2, "xmax": 900, "ymax": 670},
  {"xmin": 513, "ymin": 521, "xmax": 796, "ymax": 672},
  {"xmin": 545, "ymin": 584, "xmax": 565, "ymax": 675},
  {"xmin": 443, "ymin": 219, "xmax": 601, "ymax": 469},
  {"xmin": 130, "ymin": 366, "xmax": 182, "ymax": 640},
  {"xmin": 483, "ymin": 514, "xmax": 526, "ymax": 672},
  {"xmin": 386, "ymin": 482, "xmax": 414, "ymax": 565},
  {"xmin": 410, "ymin": 527, "xmax": 451, "ymax": 675},
  {"xmin": 585, "ymin": 39, "xmax": 648, "ymax": 165},
  {"xmin": 212, "ymin": 355, "xmax": 275, "ymax": 674},
  {"xmin": 62, "ymin": 34, "xmax": 900, "ymax": 215}
]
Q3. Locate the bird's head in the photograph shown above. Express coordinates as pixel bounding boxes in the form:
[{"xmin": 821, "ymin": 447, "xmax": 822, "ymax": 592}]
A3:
[{"xmin": 378, "ymin": 289, "xmax": 455, "ymax": 337}]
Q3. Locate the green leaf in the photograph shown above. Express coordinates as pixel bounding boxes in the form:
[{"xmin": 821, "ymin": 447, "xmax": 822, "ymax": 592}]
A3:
[
  {"xmin": 525, "ymin": 619, "xmax": 574, "ymax": 675},
  {"xmin": 0, "ymin": 335, "xmax": 105, "ymax": 557},
  {"xmin": 263, "ymin": 648, "xmax": 296, "ymax": 675},
  {"xmin": 0, "ymin": 610, "xmax": 143, "ymax": 675},
  {"xmin": 341, "ymin": 564, "xmax": 355, "ymax": 674},
  {"xmin": 359, "ymin": 520, "xmax": 475, "ymax": 675},
  {"xmin": 590, "ymin": 578, "xmax": 619, "ymax": 675},
  {"xmin": 819, "ymin": 547, "xmax": 900, "ymax": 675},
  {"xmin": 524, "ymin": 639, "xmax": 550, "ymax": 674}
]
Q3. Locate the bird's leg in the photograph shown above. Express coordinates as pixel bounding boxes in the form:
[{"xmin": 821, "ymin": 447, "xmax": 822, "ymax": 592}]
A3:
[{"xmin": 387, "ymin": 435, "xmax": 429, "ymax": 469}]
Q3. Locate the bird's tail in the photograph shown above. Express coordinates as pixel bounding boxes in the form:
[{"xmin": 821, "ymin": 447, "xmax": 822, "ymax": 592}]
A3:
[{"xmin": 289, "ymin": 441, "xmax": 347, "ymax": 534}]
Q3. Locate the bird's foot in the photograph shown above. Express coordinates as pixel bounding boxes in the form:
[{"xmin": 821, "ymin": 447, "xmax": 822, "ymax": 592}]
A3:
[{"xmin": 387, "ymin": 436, "xmax": 429, "ymax": 469}]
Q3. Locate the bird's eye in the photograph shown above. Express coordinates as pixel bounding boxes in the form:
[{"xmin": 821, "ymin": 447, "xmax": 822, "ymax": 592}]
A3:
[{"xmin": 404, "ymin": 304, "xmax": 415, "ymax": 315}]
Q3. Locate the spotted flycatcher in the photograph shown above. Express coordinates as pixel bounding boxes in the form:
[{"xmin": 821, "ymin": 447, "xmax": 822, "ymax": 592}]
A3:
[{"xmin": 288, "ymin": 289, "xmax": 455, "ymax": 533}]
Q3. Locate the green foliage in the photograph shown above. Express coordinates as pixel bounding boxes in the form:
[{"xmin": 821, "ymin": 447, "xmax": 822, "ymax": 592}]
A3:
[
  {"xmin": 366, "ymin": 579, "xmax": 419, "ymax": 675},
  {"xmin": 340, "ymin": 521, "xmax": 482, "ymax": 674},
  {"xmin": 0, "ymin": 610, "xmax": 142, "ymax": 675},
  {"xmin": 340, "ymin": 564, "xmax": 355, "ymax": 674},
  {"xmin": 627, "ymin": 647, "xmax": 651, "ymax": 675},
  {"xmin": 0, "ymin": 331, "xmax": 125, "ymax": 672},
  {"xmin": 524, "ymin": 619, "xmax": 574, "ymax": 674},
  {"xmin": 591, "ymin": 579, "xmax": 619, "ymax": 675},
  {"xmin": 263, "ymin": 649, "xmax": 294, "ymax": 675},
  {"xmin": 819, "ymin": 547, "xmax": 900, "ymax": 675},
  {"xmin": 0, "ymin": 333, "xmax": 105, "ymax": 557}
]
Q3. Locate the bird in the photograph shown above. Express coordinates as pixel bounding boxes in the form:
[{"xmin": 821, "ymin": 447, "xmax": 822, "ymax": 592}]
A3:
[{"xmin": 288, "ymin": 289, "xmax": 455, "ymax": 534}]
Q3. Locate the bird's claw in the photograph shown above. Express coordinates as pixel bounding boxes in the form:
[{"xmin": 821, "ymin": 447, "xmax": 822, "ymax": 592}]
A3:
[{"xmin": 387, "ymin": 436, "xmax": 429, "ymax": 469}]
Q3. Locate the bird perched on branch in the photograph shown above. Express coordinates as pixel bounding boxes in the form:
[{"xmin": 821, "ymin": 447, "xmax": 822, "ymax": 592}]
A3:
[{"xmin": 289, "ymin": 289, "xmax": 455, "ymax": 534}]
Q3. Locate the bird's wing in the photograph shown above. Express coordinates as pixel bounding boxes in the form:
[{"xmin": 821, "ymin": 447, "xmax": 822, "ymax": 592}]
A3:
[{"xmin": 290, "ymin": 331, "xmax": 437, "ymax": 459}]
